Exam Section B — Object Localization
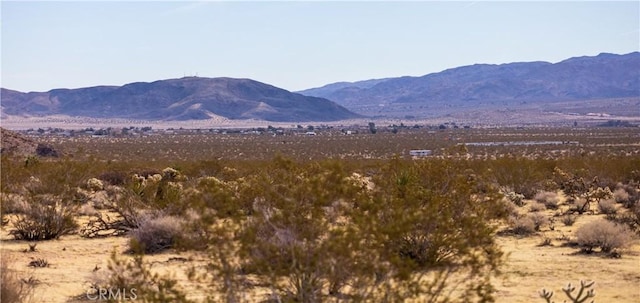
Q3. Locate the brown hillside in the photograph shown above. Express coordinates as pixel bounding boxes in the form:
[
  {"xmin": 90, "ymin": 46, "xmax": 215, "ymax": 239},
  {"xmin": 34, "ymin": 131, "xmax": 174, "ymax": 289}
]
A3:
[{"xmin": 0, "ymin": 128, "xmax": 58, "ymax": 157}]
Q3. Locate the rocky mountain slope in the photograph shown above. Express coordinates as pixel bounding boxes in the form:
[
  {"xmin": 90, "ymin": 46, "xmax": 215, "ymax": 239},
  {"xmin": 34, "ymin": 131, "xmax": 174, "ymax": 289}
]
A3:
[
  {"xmin": 1, "ymin": 77, "xmax": 360, "ymax": 122},
  {"xmin": 0, "ymin": 128, "xmax": 58, "ymax": 157},
  {"xmin": 298, "ymin": 52, "xmax": 640, "ymax": 117}
]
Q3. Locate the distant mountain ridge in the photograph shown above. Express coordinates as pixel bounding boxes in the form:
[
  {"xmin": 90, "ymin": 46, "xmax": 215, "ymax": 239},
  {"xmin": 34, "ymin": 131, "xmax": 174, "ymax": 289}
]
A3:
[
  {"xmin": 297, "ymin": 52, "xmax": 640, "ymax": 116},
  {"xmin": 1, "ymin": 77, "xmax": 360, "ymax": 122}
]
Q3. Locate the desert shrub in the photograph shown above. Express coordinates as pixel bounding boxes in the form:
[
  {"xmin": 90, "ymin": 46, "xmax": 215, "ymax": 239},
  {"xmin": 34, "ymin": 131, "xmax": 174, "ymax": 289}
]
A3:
[
  {"xmin": 129, "ymin": 213, "xmax": 184, "ymax": 254},
  {"xmin": 35, "ymin": 143, "xmax": 58, "ymax": 157},
  {"xmin": 236, "ymin": 157, "xmax": 508, "ymax": 302},
  {"xmin": 572, "ymin": 198, "xmax": 591, "ymax": 214},
  {"xmin": 81, "ymin": 186, "xmax": 144, "ymax": 238},
  {"xmin": 509, "ymin": 215, "xmax": 536, "ymax": 235},
  {"xmin": 613, "ymin": 187, "xmax": 630, "ymax": 204},
  {"xmin": 489, "ymin": 157, "xmax": 555, "ymax": 199},
  {"xmin": 10, "ymin": 197, "xmax": 78, "ymax": 240},
  {"xmin": 534, "ymin": 191, "xmax": 559, "ymax": 210},
  {"xmin": 561, "ymin": 214, "xmax": 577, "ymax": 226},
  {"xmin": 1, "ymin": 256, "xmax": 35, "ymax": 303},
  {"xmin": 614, "ymin": 183, "xmax": 639, "ymax": 208},
  {"xmin": 239, "ymin": 158, "xmax": 369, "ymax": 301},
  {"xmin": 612, "ymin": 201, "xmax": 640, "ymax": 233},
  {"xmin": 553, "ymin": 167, "xmax": 590, "ymax": 200},
  {"xmin": 529, "ymin": 201, "xmax": 547, "ymax": 212},
  {"xmin": 98, "ymin": 170, "xmax": 127, "ymax": 186},
  {"xmin": 529, "ymin": 213, "xmax": 549, "ymax": 231},
  {"xmin": 598, "ymin": 198, "xmax": 617, "ymax": 215},
  {"xmin": 575, "ymin": 219, "xmax": 634, "ymax": 253},
  {"xmin": 88, "ymin": 251, "xmax": 193, "ymax": 303}
]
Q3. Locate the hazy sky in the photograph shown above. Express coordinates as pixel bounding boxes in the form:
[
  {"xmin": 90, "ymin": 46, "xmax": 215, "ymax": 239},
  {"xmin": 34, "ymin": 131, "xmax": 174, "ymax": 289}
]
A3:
[{"xmin": 2, "ymin": 1, "xmax": 639, "ymax": 93}]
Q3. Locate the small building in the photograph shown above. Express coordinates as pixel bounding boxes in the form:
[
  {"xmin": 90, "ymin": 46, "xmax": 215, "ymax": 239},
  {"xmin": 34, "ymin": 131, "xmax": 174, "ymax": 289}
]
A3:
[
  {"xmin": 305, "ymin": 131, "xmax": 317, "ymax": 136},
  {"xmin": 409, "ymin": 149, "xmax": 432, "ymax": 157}
]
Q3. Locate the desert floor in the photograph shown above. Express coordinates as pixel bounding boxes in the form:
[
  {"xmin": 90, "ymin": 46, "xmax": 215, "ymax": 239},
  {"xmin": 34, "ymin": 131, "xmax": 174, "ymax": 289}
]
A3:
[{"xmin": 2, "ymin": 209, "xmax": 639, "ymax": 302}]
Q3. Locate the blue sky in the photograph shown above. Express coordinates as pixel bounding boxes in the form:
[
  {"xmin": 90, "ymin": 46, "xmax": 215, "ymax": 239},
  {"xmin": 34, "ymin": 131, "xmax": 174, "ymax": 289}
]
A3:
[{"xmin": 2, "ymin": 1, "xmax": 639, "ymax": 93}]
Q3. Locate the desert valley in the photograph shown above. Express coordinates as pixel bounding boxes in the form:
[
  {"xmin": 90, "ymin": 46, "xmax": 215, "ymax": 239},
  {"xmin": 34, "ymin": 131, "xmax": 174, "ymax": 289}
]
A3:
[{"xmin": 1, "ymin": 51, "xmax": 640, "ymax": 303}]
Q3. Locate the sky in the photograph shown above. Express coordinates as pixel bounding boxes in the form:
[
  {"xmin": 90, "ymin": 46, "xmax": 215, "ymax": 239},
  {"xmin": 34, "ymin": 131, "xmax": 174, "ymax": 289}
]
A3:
[{"xmin": 1, "ymin": 1, "xmax": 639, "ymax": 93}]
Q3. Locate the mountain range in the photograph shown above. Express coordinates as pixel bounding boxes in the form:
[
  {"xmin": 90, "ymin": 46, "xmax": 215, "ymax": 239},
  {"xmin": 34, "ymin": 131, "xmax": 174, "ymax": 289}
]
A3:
[
  {"xmin": 0, "ymin": 77, "xmax": 359, "ymax": 122},
  {"xmin": 298, "ymin": 52, "xmax": 640, "ymax": 117},
  {"xmin": 2, "ymin": 52, "xmax": 638, "ymax": 123}
]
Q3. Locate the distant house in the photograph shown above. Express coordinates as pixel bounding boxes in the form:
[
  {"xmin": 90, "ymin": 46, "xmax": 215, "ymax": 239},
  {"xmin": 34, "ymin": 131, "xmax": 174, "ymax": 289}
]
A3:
[
  {"xmin": 409, "ymin": 149, "xmax": 432, "ymax": 157},
  {"xmin": 305, "ymin": 131, "xmax": 317, "ymax": 136}
]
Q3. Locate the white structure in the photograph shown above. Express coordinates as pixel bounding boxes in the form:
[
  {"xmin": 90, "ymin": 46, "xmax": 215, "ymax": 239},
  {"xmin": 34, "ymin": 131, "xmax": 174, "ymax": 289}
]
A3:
[{"xmin": 409, "ymin": 149, "xmax": 432, "ymax": 157}]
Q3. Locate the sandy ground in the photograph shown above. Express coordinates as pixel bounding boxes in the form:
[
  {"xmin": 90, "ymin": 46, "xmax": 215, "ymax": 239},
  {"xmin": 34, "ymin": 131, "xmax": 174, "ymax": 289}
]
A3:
[
  {"xmin": 1, "ymin": 212, "xmax": 639, "ymax": 302},
  {"xmin": 3, "ymin": 112, "xmax": 640, "ymax": 131}
]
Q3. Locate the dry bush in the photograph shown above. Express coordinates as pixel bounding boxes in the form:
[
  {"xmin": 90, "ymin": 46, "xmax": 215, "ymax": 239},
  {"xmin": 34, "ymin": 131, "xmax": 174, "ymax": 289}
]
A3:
[
  {"xmin": 597, "ymin": 199, "xmax": 617, "ymax": 215},
  {"xmin": 529, "ymin": 201, "xmax": 547, "ymax": 212},
  {"xmin": 1, "ymin": 193, "xmax": 28, "ymax": 214},
  {"xmin": 509, "ymin": 215, "xmax": 536, "ymax": 235},
  {"xmin": 561, "ymin": 214, "xmax": 577, "ymax": 226},
  {"xmin": 128, "ymin": 213, "xmax": 184, "ymax": 254},
  {"xmin": 534, "ymin": 191, "xmax": 559, "ymax": 210},
  {"xmin": 613, "ymin": 187, "xmax": 630, "ymax": 204},
  {"xmin": 529, "ymin": 213, "xmax": 549, "ymax": 231},
  {"xmin": 88, "ymin": 251, "xmax": 192, "ymax": 303},
  {"xmin": 575, "ymin": 219, "xmax": 634, "ymax": 253},
  {"xmin": 614, "ymin": 183, "xmax": 640, "ymax": 208},
  {"xmin": 572, "ymin": 198, "xmax": 591, "ymax": 214},
  {"xmin": 10, "ymin": 197, "xmax": 78, "ymax": 240},
  {"xmin": 1, "ymin": 255, "xmax": 35, "ymax": 303},
  {"xmin": 98, "ymin": 170, "xmax": 127, "ymax": 186},
  {"xmin": 612, "ymin": 201, "xmax": 640, "ymax": 233}
]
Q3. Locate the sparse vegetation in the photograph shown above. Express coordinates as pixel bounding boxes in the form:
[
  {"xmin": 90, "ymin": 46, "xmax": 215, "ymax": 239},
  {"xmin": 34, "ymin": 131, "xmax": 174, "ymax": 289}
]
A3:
[
  {"xmin": 10, "ymin": 198, "xmax": 78, "ymax": 241},
  {"xmin": 1, "ymin": 126, "xmax": 640, "ymax": 302},
  {"xmin": 535, "ymin": 191, "xmax": 560, "ymax": 210}
]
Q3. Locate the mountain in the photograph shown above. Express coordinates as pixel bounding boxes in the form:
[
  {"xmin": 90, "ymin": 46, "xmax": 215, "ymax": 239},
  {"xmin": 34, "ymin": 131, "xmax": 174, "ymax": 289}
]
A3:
[
  {"xmin": 1, "ymin": 77, "xmax": 360, "ymax": 122},
  {"xmin": 297, "ymin": 52, "xmax": 640, "ymax": 117}
]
